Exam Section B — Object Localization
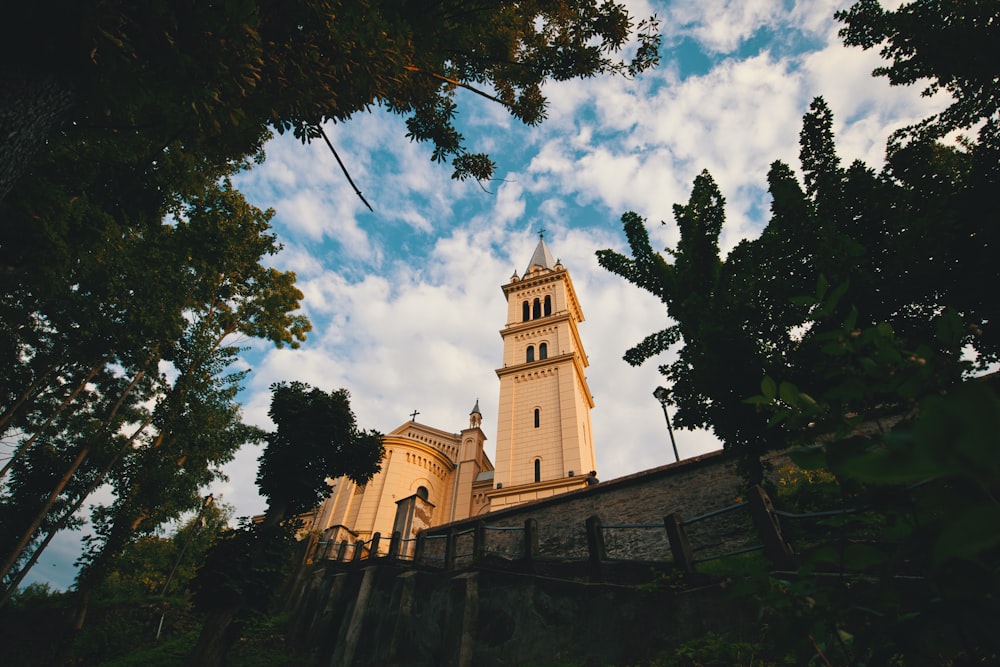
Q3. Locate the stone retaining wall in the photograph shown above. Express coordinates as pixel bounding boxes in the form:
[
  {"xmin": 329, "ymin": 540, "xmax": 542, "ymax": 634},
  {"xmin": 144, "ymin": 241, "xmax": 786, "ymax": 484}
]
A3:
[{"xmin": 426, "ymin": 450, "xmax": 789, "ymax": 565}]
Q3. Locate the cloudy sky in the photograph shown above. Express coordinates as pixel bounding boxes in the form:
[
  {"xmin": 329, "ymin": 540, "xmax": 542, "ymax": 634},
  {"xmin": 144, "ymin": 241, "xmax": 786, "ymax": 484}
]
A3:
[{"xmin": 29, "ymin": 0, "xmax": 949, "ymax": 591}]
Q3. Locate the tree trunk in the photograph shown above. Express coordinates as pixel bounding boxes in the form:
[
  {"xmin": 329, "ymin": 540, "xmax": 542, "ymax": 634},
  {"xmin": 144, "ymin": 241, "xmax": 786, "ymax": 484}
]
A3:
[
  {"xmin": 0, "ymin": 360, "xmax": 104, "ymax": 480},
  {"xmin": 69, "ymin": 503, "xmax": 156, "ymax": 638},
  {"xmin": 0, "ymin": 445, "xmax": 91, "ymax": 582},
  {"xmin": 0, "ymin": 369, "xmax": 148, "ymax": 583},
  {"xmin": 0, "ymin": 523, "xmax": 56, "ymax": 607},
  {"xmin": 190, "ymin": 606, "xmax": 243, "ymax": 667},
  {"xmin": 0, "ymin": 361, "xmax": 57, "ymax": 436},
  {"xmin": 0, "ymin": 417, "xmax": 151, "ymax": 608},
  {"xmin": 0, "ymin": 69, "xmax": 75, "ymax": 202},
  {"xmin": 188, "ymin": 501, "xmax": 289, "ymax": 665}
]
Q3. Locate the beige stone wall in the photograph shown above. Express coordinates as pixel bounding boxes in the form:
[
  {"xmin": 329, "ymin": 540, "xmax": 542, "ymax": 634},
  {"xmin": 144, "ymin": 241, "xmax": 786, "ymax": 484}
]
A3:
[
  {"xmin": 494, "ymin": 262, "xmax": 596, "ymax": 499},
  {"xmin": 495, "ymin": 358, "xmax": 595, "ymax": 486},
  {"xmin": 487, "ymin": 476, "xmax": 589, "ymax": 511},
  {"xmin": 308, "ymin": 416, "xmax": 497, "ymax": 548},
  {"xmin": 315, "ymin": 439, "xmax": 456, "ymax": 544}
]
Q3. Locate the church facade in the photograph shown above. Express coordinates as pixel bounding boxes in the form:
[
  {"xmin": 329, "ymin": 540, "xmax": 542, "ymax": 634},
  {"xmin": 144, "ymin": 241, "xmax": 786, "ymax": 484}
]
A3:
[{"xmin": 305, "ymin": 237, "xmax": 597, "ymax": 551}]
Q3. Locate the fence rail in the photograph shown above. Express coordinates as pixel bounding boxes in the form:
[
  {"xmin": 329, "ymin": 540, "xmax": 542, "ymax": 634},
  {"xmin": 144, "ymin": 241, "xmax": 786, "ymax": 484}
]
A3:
[{"xmin": 306, "ymin": 484, "xmax": 805, "ymax": 575}]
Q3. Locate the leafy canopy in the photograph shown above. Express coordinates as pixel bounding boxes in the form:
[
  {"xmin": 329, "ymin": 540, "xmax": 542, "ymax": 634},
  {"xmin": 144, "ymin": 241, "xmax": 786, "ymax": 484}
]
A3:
[
  {"xmin": 598, "ymin": 5, "xmax": 1000, "ymax": 660},
  {"xmin": 5, "ymin": 0, "xmax": 661, "ymax": 185},
  {"xmin": 837, "ymin": 0, "xmax": 1000, "ymax": 145},
  {"xmin": 598, "ymin": 94, "xmax": 993, "ymax": 478},
  {"xmin": 258, "ymin": 382, "xmax": 384, "ymax": 518}
]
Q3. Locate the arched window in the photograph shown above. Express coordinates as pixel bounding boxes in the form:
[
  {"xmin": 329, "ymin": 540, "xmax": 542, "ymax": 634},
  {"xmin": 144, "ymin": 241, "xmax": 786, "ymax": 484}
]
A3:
[
  {"xmin": 533, "ymin": 408, "xmax": 540, "ymax": 428},
  {"xmin": 534, "ymin": 458, "xmax": 541, "ymax": 483},
  {"xmin": 522, "ymin": 301, "xmax": 530, "ymax": 322},
  {"xmin": 532, "ymin": 298, "xmax": 541, "ymax": 319},
  {"xmin": 526, "ymin": 345, "xmax": 535, "ymax": 363},
  {"xmin": 416, "ymin": 486, "xmax": 429, "ymax": 500},
  {"xmin": 539, "ymin": 342, "xmax": 548, "ymax": 360},
  {"xmin": 544, "ymin": 295, "xmax": 552, "ymax": 316}
]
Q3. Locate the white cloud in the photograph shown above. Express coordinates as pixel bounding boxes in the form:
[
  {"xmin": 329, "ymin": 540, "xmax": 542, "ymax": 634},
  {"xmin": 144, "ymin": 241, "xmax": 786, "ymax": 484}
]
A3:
[
  {"xmin": 801, "ymin": 42, "xmax": 950, "ymax": 168},
  {"xmin": 663, "ymin": 0, "xmax": 784, "ymax": 53}
]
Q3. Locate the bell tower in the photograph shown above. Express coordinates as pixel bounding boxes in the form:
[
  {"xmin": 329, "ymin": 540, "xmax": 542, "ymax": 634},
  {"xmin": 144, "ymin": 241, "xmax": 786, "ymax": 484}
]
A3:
[{"xmin": 488, "ymin": 235, "xmax": 597, "ymax": 510}]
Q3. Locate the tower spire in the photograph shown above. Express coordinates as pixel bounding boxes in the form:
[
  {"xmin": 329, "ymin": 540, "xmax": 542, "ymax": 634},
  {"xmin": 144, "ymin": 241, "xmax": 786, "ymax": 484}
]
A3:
[{"xmin": 525, "ymin": 235, "xmax": 556, "ymax": 274}]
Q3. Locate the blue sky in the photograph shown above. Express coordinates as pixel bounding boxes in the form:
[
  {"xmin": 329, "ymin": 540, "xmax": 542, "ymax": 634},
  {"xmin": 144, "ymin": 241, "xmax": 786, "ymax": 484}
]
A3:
[{"xmin": 26, "ymin": 0, "xmax": 949, "ymax": 592}]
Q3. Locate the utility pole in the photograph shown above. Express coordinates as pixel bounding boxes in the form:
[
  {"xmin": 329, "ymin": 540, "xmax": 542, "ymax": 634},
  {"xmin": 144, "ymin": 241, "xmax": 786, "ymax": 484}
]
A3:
[
  {"xmin": 653, "ymin": 386, "xmax": 680, "ymax": 463},
  {"xmin": 156, "ymin": 494, "xmax": 214, "ymax": 640}
]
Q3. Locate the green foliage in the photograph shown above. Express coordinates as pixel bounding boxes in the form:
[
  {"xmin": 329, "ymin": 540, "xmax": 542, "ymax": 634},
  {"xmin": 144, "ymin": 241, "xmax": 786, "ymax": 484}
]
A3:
[
  {"xmin": 598, "ymin": 171, "xmax": 790, "ymax": 481},
  {"xmin": 642, "ymin": 632, "xmax": 782, "ymax": 667},
  {"xmin": 7, "ymin": 581, "xmax": 65, "ymax": 608},
  {"xmin": 836, "ymin": 0, "xmax": 1000, "ymax": 145},
  {"xmin": 2, "ymin": 600, "xmax": 301, "ymax": 667},
  {"xmin": 258, "ymin": 382, "xmax": 385, "ymax": 518},
  {"xmin": 189, "ymin": 384, "xmax": 381, "ymax": 664},
  {"xmin": 598, "ymin": 91, "xmax": 994, "ymax": 482},
  {"xmin": 193, "ymin": 520, "xmax": 297, "ymax": 614},
  {"xmin": 71, "ymin": 607, "xmax": 159, "ymax": 665},
  {"xmin": 3, "ymin": 0, "xmax": 660, "ymax": 189},
  {"xmin": 91, "ymin": 501, "xmax": 233, "ymax": 603},
  {"xmin": 103, "ymin": 620, "xmax": 304, "ymax": 667},
  {"xmin": 102, "ymin": 631, "xmax": 200, "ymax": 667},
  {"xmin": 601, "ymin": 6, "xmax": 999, "ymax": 663},
  {"xmin": 738, "ymin": 318, "xmax": 1000, "ymax": 663},
  {"xmin": 0, "ymin": 0, "xmax": 658, "ymax": 607},
  {"xmin": 0, "ymin": 168, "xmax": 301, "ymax": 597},
  {"xmin": 692, "ymin": 550, "xmax": 769, "ymax": 579}
]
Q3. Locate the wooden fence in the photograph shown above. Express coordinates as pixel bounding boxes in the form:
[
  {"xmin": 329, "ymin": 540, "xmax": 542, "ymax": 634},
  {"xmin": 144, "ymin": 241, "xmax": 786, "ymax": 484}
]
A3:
[{"xmin": 307, "ymin": 484, "xmax": 796, "ymax": 573}]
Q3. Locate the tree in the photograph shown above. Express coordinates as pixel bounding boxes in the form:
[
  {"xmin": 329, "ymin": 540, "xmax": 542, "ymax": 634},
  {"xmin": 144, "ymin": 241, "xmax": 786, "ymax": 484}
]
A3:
[
  {"xmin": 598, "ymin": 95, "xmax": 990, "ymax": 479},
  {"xmin": 190, "ymin": 382, "xmax": 383, "ymax": 666},
  {"xmin": 0, "ymin": 175, "xmax": 309, "ymax": 599},
  {"xmin": 67, "ymin": 342, "xmax": 264, "ymax": 630},
  {"xmin": 1, "ymin": 0, "xmax": 660, "ymax": 199},
  {"xmin": 2, "ymin": 1, "xmax": 658, "ymax": 604},
  {"xmin": 90, "ymin": 499, "xmax": 232, "ymax": 602},
  {"xmin": 598, "ymin": 174, "xmax": 781, "ymax": 482},
  {"xmin": 1, "ymin": 1, "xmax": 658, "ymax": 597},
  {"xmin": 836, "ymin": 1, "xmax": 1000, "ymax": 360},
  {"xmin": 598, "ymin": 4, "xmax": 1000, "ymax": 660},
  {"xmin": 836, "ymin": 0, "xmax": 1000, "ymax": 146}
]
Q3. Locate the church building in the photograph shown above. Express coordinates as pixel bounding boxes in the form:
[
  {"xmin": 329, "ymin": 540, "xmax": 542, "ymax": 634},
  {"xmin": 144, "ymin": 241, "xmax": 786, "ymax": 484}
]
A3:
[{"xmin": 305, "ymin": 236, "xmax": 597, "ymax": 550}]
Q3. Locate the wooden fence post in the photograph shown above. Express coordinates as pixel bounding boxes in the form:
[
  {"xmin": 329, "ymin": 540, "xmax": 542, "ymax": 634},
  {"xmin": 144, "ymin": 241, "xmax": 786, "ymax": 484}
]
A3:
[
  {"xmin": 370, "ymin": 532, "xmax": 381, "ymax": 559},
  {"xmin": 747, "ymin": 485, "xmax": 795, "ymax": 569},
  {"xmin": 388, "ymin": 530, "xmax": 402, "ymax": 560},
  {"xmin": 337, "ymin": 541, "xmax": 348, "ymax": 562},
  {"xmin": 585, "ymin": 515, "xmax": 607, "ymax": 563},
  {"xmin": 414, "ymin": 532, "xmax": 426, "ymax": 564},
  {"xmin": 664, "ymin": 513, "xmax": 696, "ymax": 572},
  {"xmin": 352, "ymin": 539, "xmax": 365, "ymax": 562},
  {"xmin": 523, "ymin": 518, "xmax": 539, "ymax": 561},
  {"xmin": 444, "ymin": 528, "xmax": 458, "ymax": 570},
  {"xmin": 473, "ymin": 521, "xmax": 486, "ymax": 563}
]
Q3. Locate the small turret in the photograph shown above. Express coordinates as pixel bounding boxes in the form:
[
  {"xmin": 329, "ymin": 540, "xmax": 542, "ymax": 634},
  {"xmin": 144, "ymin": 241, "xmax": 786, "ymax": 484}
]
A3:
[{"xmin": 469, "ymin": 399, "xmax": 482, "ymax": 429}]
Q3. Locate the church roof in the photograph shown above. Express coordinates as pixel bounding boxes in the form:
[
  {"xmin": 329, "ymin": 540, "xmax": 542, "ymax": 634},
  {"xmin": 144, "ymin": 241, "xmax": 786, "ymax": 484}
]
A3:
[
  {"xmin": 525, "ymin": 237, "xmax": 556, "ymax": 274},
  {"xmin": 470, "ymin": 399, "xmax": 481, "ymax": 415}
]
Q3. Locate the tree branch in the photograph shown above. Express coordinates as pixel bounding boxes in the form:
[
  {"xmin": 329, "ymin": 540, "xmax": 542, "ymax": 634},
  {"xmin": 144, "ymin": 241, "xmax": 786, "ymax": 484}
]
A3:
[
  {"xmin": 318, "ymin": 127, "xmax": 372, "ymax": 213},
  {"xmin": 404, "ymin": 65, "xmax": 512, "ymax": 110}
]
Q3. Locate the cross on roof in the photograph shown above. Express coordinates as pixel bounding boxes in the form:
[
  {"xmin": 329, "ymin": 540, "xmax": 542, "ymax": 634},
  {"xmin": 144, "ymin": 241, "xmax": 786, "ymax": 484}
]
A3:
[
  {"xmin": 537, "ymin": 227, "xmax": 546, "ymax": 240},
  {"xmin": 409, "ymin": 410, "xmax": 420, "ymax": 422}
]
